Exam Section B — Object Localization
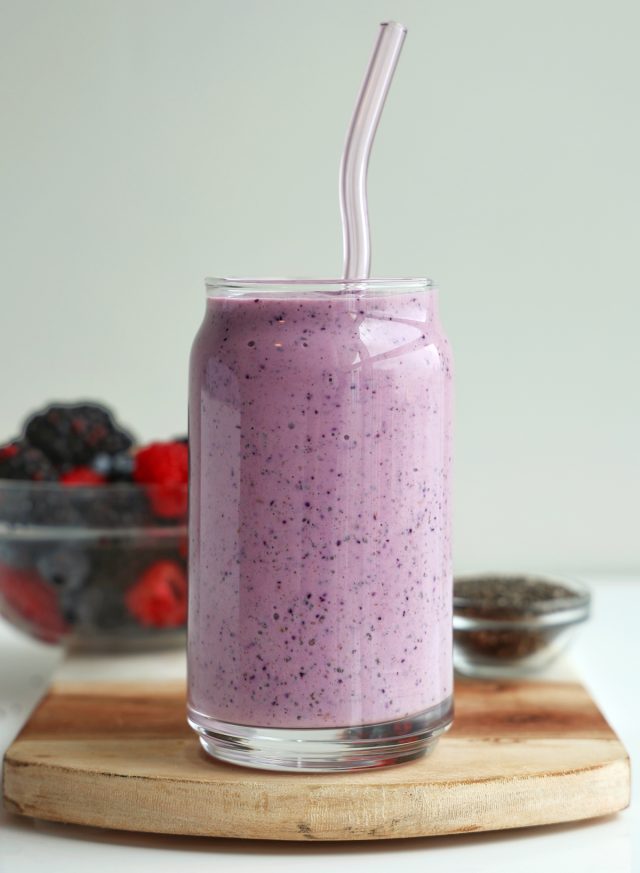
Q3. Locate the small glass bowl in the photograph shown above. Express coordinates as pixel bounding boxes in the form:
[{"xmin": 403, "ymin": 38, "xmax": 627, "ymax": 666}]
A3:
[
  {"xmin": 0, "ymin": 480, "xmax": 188, "ymax": 651},
  {"xmin": 453, "ymin": 573, "xmax": 591, "ymax": 678}
]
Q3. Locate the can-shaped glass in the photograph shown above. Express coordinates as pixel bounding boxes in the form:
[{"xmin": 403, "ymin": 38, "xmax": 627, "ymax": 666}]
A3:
[{"xmin": 187, "ymin": 278, "xmax": 453, "ymax": 771}]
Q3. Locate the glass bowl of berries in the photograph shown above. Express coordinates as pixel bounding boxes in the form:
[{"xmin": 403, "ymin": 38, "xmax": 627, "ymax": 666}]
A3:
[{"xmin": 0, "ymin": 403, "xmax": 188, "ymax": 651}]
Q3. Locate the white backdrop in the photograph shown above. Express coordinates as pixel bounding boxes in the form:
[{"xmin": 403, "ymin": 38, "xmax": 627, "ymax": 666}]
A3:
[{"xmin": 1, "ymin": 0, "xmax": 638, "ymax": 572}]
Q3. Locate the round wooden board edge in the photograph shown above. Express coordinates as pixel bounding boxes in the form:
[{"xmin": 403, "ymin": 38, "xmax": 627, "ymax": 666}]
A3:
[{"xmin": 3, "ymin": 751, "xmax": 631, "ymax": 841}]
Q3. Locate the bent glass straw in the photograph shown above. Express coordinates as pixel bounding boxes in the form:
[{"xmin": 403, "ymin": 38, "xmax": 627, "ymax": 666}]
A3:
[{"xmin": 339, "ymin": 21, "xmax": 407, "ymax": 280}]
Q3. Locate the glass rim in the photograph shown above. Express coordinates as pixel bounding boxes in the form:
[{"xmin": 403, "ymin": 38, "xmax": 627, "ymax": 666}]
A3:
[
  {"xmin": 0, "ymin": 479, "xmax": 187, "ymax": 496},
  {"xmin": 0, "ymin": 479, "xmax": 187, "ymax": 534},
  {"xmin": 453, "ymin": 573, "xmax": 591, "ymax": 615},
  {"xmin": 205, "ymin": 276, "xmax": 433, "ymax": 296},
  {"xmin": 0, "ymin": 523, "xmax": 187, "ymax": 539}
]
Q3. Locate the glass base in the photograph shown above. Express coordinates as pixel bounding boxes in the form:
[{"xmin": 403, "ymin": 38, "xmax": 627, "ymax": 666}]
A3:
[{"xmin": 187, "ymin": 696, "xmax": 453, "ymax": 772}]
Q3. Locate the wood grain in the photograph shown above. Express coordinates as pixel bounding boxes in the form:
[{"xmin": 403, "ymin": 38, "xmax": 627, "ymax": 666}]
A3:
[{"xmin": 2, "ymin": 678, "xmax": 630, "ymax": 841}]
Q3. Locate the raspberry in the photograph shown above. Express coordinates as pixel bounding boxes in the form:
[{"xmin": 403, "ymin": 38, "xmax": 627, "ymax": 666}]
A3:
[
  {"xmin": 60, "ymin": 467, "xmax": 106, "ymax": 486},
  {"xmin": 0, "ymin": 563, "xmax": 69, "ymax": 643},
  {"xmin": 125, "ymin": 560, "xmax": 187, "ymax": 628},
  {"xmin": 133, "ymin": 442, "xmax": 188, "ymax": 519},
  {"xmin": 0, "ymin": 440, "xmax": 58, "ymax": 481},
  {"xmin": 24, "ymin": 403, "xmax": 134, "ymax": 467},
  {"xmin": 178, "ymin": 535, "xmax": 188, "ymax": 559}
]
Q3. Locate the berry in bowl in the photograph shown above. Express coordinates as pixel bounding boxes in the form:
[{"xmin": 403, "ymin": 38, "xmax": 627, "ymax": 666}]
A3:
[{"xmin": 0, "ymin": 403, "xmax": 188, "ymax": 650}]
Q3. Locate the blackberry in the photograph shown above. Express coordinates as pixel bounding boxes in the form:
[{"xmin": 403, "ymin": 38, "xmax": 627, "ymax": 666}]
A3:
[
  {"xmin": 24, "ymin": 403, "xmax": 135, "ymax": 467},
  {"xmin": 0, "ymin": 441, "xmax": 58, "ymax": 481}
]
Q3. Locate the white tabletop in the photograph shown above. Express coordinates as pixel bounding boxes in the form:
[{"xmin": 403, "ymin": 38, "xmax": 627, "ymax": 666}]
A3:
[{"xmin": 0, "ymin": 574, "xmax": 637, "ymax": 872}]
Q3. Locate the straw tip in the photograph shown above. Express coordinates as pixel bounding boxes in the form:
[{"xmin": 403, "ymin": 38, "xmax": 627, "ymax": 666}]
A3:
[{"xmin": 380, "ymin": 20, "xmax": 408, "ymax": 34}]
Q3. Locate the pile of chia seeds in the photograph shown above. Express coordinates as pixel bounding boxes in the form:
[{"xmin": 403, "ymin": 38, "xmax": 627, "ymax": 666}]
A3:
[{"xmin": 454, "ymin": 575, "xmax": 578, "ymax": 619}]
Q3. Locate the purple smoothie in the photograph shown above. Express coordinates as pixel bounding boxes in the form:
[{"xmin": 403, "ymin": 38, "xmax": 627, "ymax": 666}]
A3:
[{"xmin": 188, "ymin": 283, "xmax": 452, "ymax": 730}]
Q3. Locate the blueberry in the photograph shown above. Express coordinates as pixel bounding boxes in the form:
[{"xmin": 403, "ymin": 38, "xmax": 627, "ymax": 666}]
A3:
[
  {"xmin": 36, "ymin": 548, "xmax": 91, "ymax": 625},
  {"xmin": 37, "ymin": 548, "xmax": 90, "ymax": 591},
  {"xmin": 92, "ymin": 451, "xmax": 135, "ymax": 482}
]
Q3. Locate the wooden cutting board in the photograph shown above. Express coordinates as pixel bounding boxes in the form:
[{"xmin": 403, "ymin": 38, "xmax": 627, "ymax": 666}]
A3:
[{"xmin": 2, "ymin": 677, "xmax": 630, "ymax": 841}]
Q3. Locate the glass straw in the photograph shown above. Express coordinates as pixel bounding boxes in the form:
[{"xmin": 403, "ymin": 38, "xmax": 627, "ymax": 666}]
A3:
[{"xmin": 340, "ymin": 21, "xmax": 407, "ymax": 280}]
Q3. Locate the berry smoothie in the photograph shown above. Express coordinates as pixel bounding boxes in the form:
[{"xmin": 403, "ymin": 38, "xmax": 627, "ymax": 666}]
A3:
[{"xmin": 188, "ymin": 281, "xmax": 452, "ymax": 733}]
